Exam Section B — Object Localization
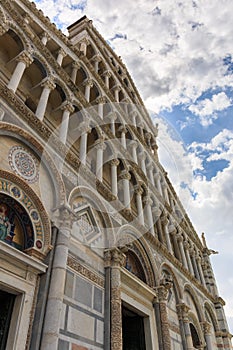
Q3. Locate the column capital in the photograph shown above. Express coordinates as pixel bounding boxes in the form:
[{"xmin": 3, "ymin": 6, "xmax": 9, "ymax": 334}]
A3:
[
  {"xmin": 80, "ymin": 37, "xmax": 90, "ymax": 45},
  {"xmin": 60, "ymin": 101, "xmax": 75, "ymax": 113},
  {"xmin": 120, "ymin": 170, "xmax": 131, "ymax": 181},
  {"xmin": 110, "ymin": 158, "xmax": 120, "ymax": 167},
  {"xmin": 96, "ymin": 95, "xmax": 106, "ymax": 104},
  {"xmin": 118, "ymin": 124, "xmax": 127, "ymax": 134},
  {"xmin": 177, "ymin": 233, "xmax": 183, "ymax": 242},
  {"xmin": 128, "ymin": 139, "xmax": 138, "ymax": 149},
  {"xmin": 161, "ymin": 215, "xmax": 169, "ymax": 226},
  {"xmin": 183, "ymin": 241, "xmax": 190, "ymax": 250},
  {"xmin": 134, "ymin": 184, "xmax": 144, "ymax": 195},
  {"xmin": 17, "ymin": 50, "xmax": 33, "ymax": 67},
  {"xmin": 143, "ymin": 195, "xmax": 153, "ymax": 206},
  {"xmin": 79, "ymin": 121, "xmax": 91, "ymax": 134},
  {"xmin": 41, "ymin": 77, "xmax": 56, "ymax": 90},
  {"xmin": 201, "ymin": 321, "xmax": 212, "ymax": 335},
  {"xmin": 94, "ymin": 139, "xmax": 106, "ymax": 150},
  {"xmin": 103, "ymin": 70, "xmax": 112, "ymax": 77},
  {"xmin": 58, "ymin": 48, "xmax": 67, "ymax": 57},
  {"xmin": 113, "ymin": 84, "xmax": 121, "ymax": 92},
  {"xmin": 72, "ymin": 61, "xmax": 81, "ymax": 70},
  {"xmin": 154, "ymin": 284, "xmax": 171, "ymax": 303},
  {"xmin": 92, "ymin": 53, "xmax": 102, "ymax": 62},
  {"xmin": 176, "ymin": 303, "xmax": 190, "ymax": 321},
  {"xmin": 52, "ymin": 204, "xmax": 77, "ymax": 230},
  {"xmin": 83, "ymin": 78, "xmax": 94, "ymax": 87},
  {"xmin": 152, "ymin": 206, "xmax": 161, "ymax": 218},
  {"xmin": 104, "ymin": 248, "xmax": 126, "ymax": 267},
  {"xmin": 40, "ymin": 31, "xmax": 50, "ymax": 41}
]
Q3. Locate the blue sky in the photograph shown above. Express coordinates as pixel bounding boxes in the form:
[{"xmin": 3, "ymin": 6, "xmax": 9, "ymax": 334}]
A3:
[{"xmin": 30, "ymin": 0, "xmax": 233, "ymax": 332}]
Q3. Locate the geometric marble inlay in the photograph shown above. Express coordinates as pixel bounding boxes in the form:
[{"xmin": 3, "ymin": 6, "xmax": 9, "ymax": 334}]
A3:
[{"xmin": 8, "ymin": 146, "xmax": 39, "ymax": 184}]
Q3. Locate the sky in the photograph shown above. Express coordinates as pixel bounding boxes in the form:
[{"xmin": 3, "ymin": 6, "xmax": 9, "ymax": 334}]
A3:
[{"xmin": 30, "ymin": 0, "xmax": 233, "ymax": 332}]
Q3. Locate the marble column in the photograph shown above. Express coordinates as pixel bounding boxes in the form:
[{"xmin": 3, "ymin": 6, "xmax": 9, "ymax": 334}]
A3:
[
  {"xmin": 148, "ymin": 162, "xmax": 155, "ymax": 185},
  {"xmin": 84, "ymin": 79, "xmax": 93, "ymax": 102},
  {"xmin": 80, "ymin": 38, "xmax": 89, "ymax": 56},
  {"xmin": 119, "ymin": 125, "xmax": 127, "ymax": 148},
  {"xmin": 154, "ymin": 172, "xmax": 162, "ymax": 195},
  {"xmin": 109, "ymin": 112, "xmax": 117, "ymax": 136},
  {"xmin": 56, "ymin": 48, "xmax": 66, "ymax": 66},
  {"xmin": 177, "ymin": 303, "xmax": 194, "ymax": 350},
  {"xmin": 135, "ymin": 185, "xmax": 144, "ymax": 226},
  {"xmin": 120, "ymin": 170, "xmax": 131, "ymax": 210},
  {"xmin": 138, "ymin": 151, "xmax": 147, "ymax": 174},
  {"xmin": 183, "ymin": 241, "xmax": 194, "ymax": 275},
  {"xmin": 152, "ymin": 206, "xmax": 162, "ymax": 240},
  {"xmin": 95, "ymin": 139, "xmax": 106, "ymax": 181},
  {"xmin": 155, "ymin": 284, "xmax": 172, "ymax": 350},
  {"xmin": 40, "ymin": 32, "xmax": 50, "ymax": 45},
  {"xmin": 79, "ymin": 122, "xmax": 91, "ymax": 165},
  {"xmin": 177, "ymin": 234, "xmax": 188, "ymax": 270},
  {"xmin": 71, "ymin": 62, "xmax": 80, "ymax": 84},
  {"xmin": 190, "ymin": 248, "xmax": 200, "ymax": 281},
  {"xmin": 201, "ymin": 322, "xmax": 214, "ymax": 350},
  {"xmin": 8, "ymin": 51, "xmax": 33, "ymax": 92},
  {"xmin": 59, "ymin": 101, "xmax": 74, "ymax": 144},
  {"xmin": 161, "ymin": 180, "xmax": 169, "ymax": 203},
  {"xmin": 104, "ymin": 248, "xmax": 125, "ymax": 350},
  {"xmin": 128, "ymin": 140, "xmax": 138, "ymax": 164},
  {"xmin": 97, "ymin": 96, "xmax": 106, "ymax": 119},
  {"xmin": 196, "ymin": 255, "xmax": 206, "ymax": 287},
  {"xmin": 103, "ymin": 70, "xmax": 111, "ymax": 89},
  {"xmin": 111, "ymin": 159, "xmax": 119, "ymax": 197},
  {"xmin": 130, "ymin": 110, "xmax": 137, "ymax": 127},
  {"xmin": 35, "ymin": 78, "xmax": 56, "ymax": 121},
  {"xmin": 169, "ymin": 226, "xmax": 181, "ymax": 260},
  {"xmin": 143, "ymin": 195, "xmax": 155, "ymax": 234},
  {"xmin": 41, "ymin": 205, "xmax": 76, "ymax": 350},
  {"xmin": 114, "ymin": 85, "xmax": 121, "ymax": 102},
  {"xmin": 93, "ymin": 54, "xmax": 101, "ymax": 73},
  {"xmin": 161, "ymin": 217, "xmax": 173, "ymax": 254}
]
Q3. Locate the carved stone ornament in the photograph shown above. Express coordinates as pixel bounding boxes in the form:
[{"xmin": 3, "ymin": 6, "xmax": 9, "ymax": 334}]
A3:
[{"xmin": 8, "ymin": 145, "xmax": 39, "ymax": 184}]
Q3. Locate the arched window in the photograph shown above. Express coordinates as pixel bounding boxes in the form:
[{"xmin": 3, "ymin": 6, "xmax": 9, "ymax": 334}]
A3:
[
  {"xmin": 190, "ymin": 323, "xmax": 201, "ymax": 348},
  {"xmin": 0, "ymin": 193, "xmax": 34, "ymax": 251},
  {"xmin": 125, "ymin": 250, "xmax": 146, "ymax": 283}
]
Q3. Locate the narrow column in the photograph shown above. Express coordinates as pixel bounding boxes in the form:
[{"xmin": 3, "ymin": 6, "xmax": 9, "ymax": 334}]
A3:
[
  {"xmin": 8, "ymin": 51, "xmax": 33, "ymax": 92},
  {"xmin": 56, "ymin": 48, "xmax": 66, "ymax": 66},
  {"xmin": 152, "ymin": 206, "xmax": 162, "ymax": 240},
  {"xmin": 71, "ymin": 62, "xmax": 80, "ymax": 83},
  {"xmin": 35, "ymin": 78, "xmax": 56, "ymax": 121},
  {"xmin": 177, "ymin": 234, "xmax": 188, "ymax": 269},
  {"xmin": 201, "ymin": 322, "xmax": 214, "ymax": 350},
  {"xmin": 155, "ymin": 284, "xmax": 172, "ymax": 350},
  {"xmin": 130, "ymin": 110, "xmax": 137, "ymax": 127},
  {"xmin": 119, "ymin": 125, "xmax": 127, "ymax": 148},
  {"xmin": 109, "ymin": 112, "xmax": 117, "ymax": 135},
  {"xmin": 184, "ymin": 241, "xmax": 194, "ymax": 275},
  {"xmin": 138, "ymin": 151, "xmax": 147, "ymax": 174},
  {"xmin": 103, "ymin": 70, "xmax": 111, "ymax": 88},
  {"xmin": 105, "ymin": 248, "xmax": 125, "ymax": 350},
  {"xmin": 40, "ymin": 32, "xmax": 50, "ymax": 45},
  {"xmin": 93, "ymin": 54, "xmax": 101, "ymax": 73},
  {"xmin": 114, "ymin": 85, "xmax": 121, "ymax": 102},
  {"xmin": 84, "ymin": 79, "xmax": 93, "ymax": 102},
  {"xmin": 161, "ymin": 216, "xmax": 173, "ymax": 254},
  {"xmin": 79, "ymin": 122, "xmax": 91, "ymax": 165},
  {"xmin": 177, "ymin": 303, "xmax": 194, "ymax": 350},
  {"xmin": 111, "ymin": 159, "xmax": 119, "ymax": 197},
  {"xmin": 97, "ymin": 96, "xmax": 106, "ymax": 119},
  {"xmin": 80, "ymin": 38, "xmax": 89, "ymax": 56},
  {"xmin": 41, "ymin": 205, "xmax": 76, "ymax": 350},
  {"xmin": 190, "ymin": 248, "xmax": 200, "ymax": 281},
  {"xmin": 196, "ymin": 255, "xmax": 206, "ymax": 287},
  {"xmin": 148, "ymin": 162, "xmax": 155, "ymax": 185},
  {"xmin": 169, "ymin": 226, "xmax": 181, "ymax": 260},
  {"xmin": 145, "ymin": 132, "xmax": 152, "ymax": 147},
  {"xmin": 59, "ymin": 101, "xmax": 74, "ymax": 144},
  {"xmin": 161, "ymin": 180, "xmax": 169, "ymax": 203},
  {"xmin": 95, "ymin": 139, "xmax": 106, "ymax": 181},
  {"xmin": 154, "ymin": 172, "xmax": 162, "ymax": 195},
  {"xmin": 128, "ymin": 140, "xmax": 138, "ymax": 164},
  {"xmin": 120, "ymin": 170, "xmax": 131, "ymax": 210},
  {"xmin": 135, "ymin": 185, "xmax": 144, "ymax": 226},
  {"xmin": 143, "ymin": 196, "xmax": 155, "ymax": 234}
]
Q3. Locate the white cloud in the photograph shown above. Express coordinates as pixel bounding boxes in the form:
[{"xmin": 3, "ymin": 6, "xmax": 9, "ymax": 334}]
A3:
[{"xmin": 188, "ymin": 92, "xmax": 232, "ymax": 126}]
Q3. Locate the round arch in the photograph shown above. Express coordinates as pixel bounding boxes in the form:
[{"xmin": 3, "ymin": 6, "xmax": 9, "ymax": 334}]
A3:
[
  {"xmin": 184, "ymin": 283, "xmax": 205, "ymax": 321},
  {"xmin": 0, "ymin": 122, "xmax": 66, "ymax": 205},
  {"xmin": 116, "ymin": 224, "xmax": 157, "ymax": 287},
  {"xmin": 0, "ymin": 170, "xmax": 51, "ymax": 256},
  {"xmin": 204, "ymin": 301, "xmax": 219, "ymax": 332}
]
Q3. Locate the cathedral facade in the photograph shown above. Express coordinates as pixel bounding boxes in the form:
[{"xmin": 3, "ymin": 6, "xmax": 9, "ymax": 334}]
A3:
[{"xmin": 0, "ymin": 1, "xmax": 232, "ymax": 349}]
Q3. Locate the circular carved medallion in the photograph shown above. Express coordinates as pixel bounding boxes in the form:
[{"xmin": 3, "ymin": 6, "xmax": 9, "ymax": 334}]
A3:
[{"xmin": 9, "ymin": 146, "xmax": 39, "ymax": 183}]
